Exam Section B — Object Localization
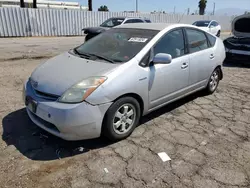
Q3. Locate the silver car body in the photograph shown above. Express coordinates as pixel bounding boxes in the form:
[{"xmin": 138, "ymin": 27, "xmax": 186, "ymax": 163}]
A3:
[{"xmin": 24, "ymin": 23, "xmax": 226, "ymax": 140}]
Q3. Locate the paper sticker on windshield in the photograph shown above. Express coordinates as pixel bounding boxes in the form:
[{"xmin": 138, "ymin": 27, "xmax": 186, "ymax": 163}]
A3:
[{"xmin": 128, "ymin": 37, "xmax": 148, "ymax": 43}]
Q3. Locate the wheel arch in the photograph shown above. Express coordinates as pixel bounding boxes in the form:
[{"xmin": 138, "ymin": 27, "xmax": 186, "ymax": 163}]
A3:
[
  {"xmin": 113, "ymin": 93, "xmax": 144, "ymax": 116},
  {"xmin": 215, "ymin": 65, "xmax": 223, "ymax": 80}
]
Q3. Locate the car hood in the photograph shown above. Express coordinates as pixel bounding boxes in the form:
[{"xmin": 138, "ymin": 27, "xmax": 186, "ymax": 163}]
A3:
[
  {"xmin": 232, "ymin": 14, "xmax": 250, "ymax": 38},
  {"xmin": 30, "ymin": 51, "xmax": 119, "ymax": 96},
  {"xmin": 82, "ymin": 26, "xmax": 110, "ymax": 34}
]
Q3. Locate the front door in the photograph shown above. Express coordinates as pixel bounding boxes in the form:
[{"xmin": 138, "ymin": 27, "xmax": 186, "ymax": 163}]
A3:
[
  {"xmin": 209, "ymin": 22, "xmax": 217, "ymax": 35},
  {"xmin": 148, "ymin": 29, "xmax": 190, "ymax": 109}
]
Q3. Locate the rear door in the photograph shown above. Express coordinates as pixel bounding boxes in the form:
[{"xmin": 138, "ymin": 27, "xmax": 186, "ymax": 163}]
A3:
[{"xmin": 184, "ymin": 28, "xmax": 215, "ymax": 89}]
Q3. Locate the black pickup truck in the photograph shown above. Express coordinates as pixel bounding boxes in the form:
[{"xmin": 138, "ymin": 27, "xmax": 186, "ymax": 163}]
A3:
[{"xmin": 82, "ymin": 17, "xmax": 151, "ymax": 41}]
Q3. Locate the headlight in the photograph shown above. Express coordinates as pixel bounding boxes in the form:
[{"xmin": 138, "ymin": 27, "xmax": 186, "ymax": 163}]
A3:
[{"xmin": 58, "ymin": 76, "xmax": 107, "ymax": 103}]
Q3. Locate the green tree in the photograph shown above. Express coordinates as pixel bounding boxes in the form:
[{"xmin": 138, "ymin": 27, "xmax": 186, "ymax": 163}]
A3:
[
  {"xmin": 199, "ymin": 0, "xmax": 207, "ymax": 15},
  {"xmin": 88, "ymin": 0, "xmax": 92, "ymax": 11},
  {"xmin": 98, "ymin": 5, "xmax": 109, "ymax": 12}
]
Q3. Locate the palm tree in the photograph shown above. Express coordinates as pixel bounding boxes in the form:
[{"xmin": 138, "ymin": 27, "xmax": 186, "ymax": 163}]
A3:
[
  {"xmin": 88, "ymin": 0, "xmax": 92, "ymax": 11},
  {"xmin": 20, "ymin": 0, "xmax": 25, "ymax": 7},
  {"xmin": 33, "ymin": 0, "xmax": 37, "ymax": 8},
  {"xmin": 199, "ymin": 0, "xmax": 207, "ymax": 15}
]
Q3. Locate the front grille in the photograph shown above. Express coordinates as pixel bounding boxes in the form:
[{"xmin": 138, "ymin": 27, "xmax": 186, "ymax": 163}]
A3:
[
  {"xmin": 31, "ymin": 112, "xmax": 60, "ymax": 133},
  {"xmin": 34, "ymin": 89, "xmax": 59, "ymax": 101}
]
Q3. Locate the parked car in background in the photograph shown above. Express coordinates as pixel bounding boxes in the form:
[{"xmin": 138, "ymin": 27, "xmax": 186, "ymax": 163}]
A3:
[
  {"xmin": 82, "ymin": 17, "xmax": 151, "ymax": 41},
  {"xmin": 224, "ymin": 14, "xmax": 250, "ymax": 63},
  {"xmin": 24, "ymin": 23, "xmax": 225, "ymax": 141},
  {"xmin": 192, "ymin": 20, "xmax": 221, "ymax": 37}
]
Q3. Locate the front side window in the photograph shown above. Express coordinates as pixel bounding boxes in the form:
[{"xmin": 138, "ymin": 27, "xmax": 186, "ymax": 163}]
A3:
[
  {"xmin": 210, "ymin": 21, "xmax": 216, "ymax": 27},
  {"xmin": 75, "ymin": 28, "xmax": 158, "ymax": 63},
  {"xmin": 186, "ymin": 29, "xmax": 209, "ymax": 53},
  {"xmin": 153, "ymin": 29, "xmax": 185, "ymax": 59},
  {"xmin": 100, "ymin": 18, "xmax": 125, "ymax": 28}
]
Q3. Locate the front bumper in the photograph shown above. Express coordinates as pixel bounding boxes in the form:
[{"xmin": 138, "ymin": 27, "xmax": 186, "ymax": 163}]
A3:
[{"xmin": 23, "ymin": 80, "xmax": 112, "ymax": 141}]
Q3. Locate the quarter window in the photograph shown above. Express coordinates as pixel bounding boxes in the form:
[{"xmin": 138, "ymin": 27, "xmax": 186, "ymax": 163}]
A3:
[
  {"xmin": 206, "ymin": 33, "xmax": 216, "ymax": 47},
  {"xmin": 153, "ymin": 29, "xmax": 185, "ymax": 59},
  {"xmin": 186, "ymin": 29, "xmax": 209, "ymax": 53}
]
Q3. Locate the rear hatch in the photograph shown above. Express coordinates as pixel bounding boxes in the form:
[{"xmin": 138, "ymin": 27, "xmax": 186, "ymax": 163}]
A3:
[
  {"xmin": 232, "ymin": 14, "xmax": 250, "ymax": 38},
  {"xmin": 224, "ymin": 14, "xmax": 250, "ymax": 52}
]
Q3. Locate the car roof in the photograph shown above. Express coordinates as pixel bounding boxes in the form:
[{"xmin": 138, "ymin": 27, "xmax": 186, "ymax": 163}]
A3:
[
  {"xmin": 108, "ymin": 17, "xmax": 150, "ymax": 20},
  {"xmin": 195, "ymin": 20, "xmax": 212, "ymax": 23},
  {"xmin": 115, "ymin": 23, "xmax": 195, "ymax": 31}
]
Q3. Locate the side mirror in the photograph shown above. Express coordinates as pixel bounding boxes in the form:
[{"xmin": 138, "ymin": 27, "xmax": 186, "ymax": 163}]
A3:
[
  {"xmin": 209, "ymin": 25, "xmax": 215, "ymax": 28},
  {"xmin": 152, "ymin": 53, "xmax": 172, "ymax": 64}
]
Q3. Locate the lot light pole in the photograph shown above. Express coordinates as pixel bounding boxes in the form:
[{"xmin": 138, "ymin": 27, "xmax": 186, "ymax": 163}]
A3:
[{"xmin": 136, "ymin": 0, "xmax": 138, "ymax": 13}]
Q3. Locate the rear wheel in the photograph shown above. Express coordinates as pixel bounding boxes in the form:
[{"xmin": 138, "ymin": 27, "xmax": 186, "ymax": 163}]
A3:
[
  {"xmin": 205, "ymin": 68, "xmax": 220, "ymax": 94},
  {"xmin": 102, "ymin": 97, "xmax": 141, "ymax": 141}
]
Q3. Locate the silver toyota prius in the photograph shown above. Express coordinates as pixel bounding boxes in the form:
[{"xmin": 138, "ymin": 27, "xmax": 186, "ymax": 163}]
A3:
[{"xmin": 23, "ymin": 23, "xmax": 226, "ymax": 141}]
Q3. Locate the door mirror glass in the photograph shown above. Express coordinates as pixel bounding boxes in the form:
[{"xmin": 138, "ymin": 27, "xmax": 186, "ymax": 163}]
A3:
[{"xmin": 152, "ymin": 53, "xmax": 172, "ymax": 64}]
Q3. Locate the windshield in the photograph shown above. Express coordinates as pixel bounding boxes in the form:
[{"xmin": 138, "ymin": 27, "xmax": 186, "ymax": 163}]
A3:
[
  {"xmin": 100, "ymin": 18, "xmax": 125, "ymax": 28},
  {"xmin": 193, "ymin": 21, "xmax": 210, "ymax": 27},
  {"xmin": 75, "ymin": 28, "xmax": 158, "ymax": 63}
]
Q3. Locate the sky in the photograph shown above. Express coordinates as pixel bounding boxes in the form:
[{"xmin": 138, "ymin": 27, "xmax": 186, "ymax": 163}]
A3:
[{"xmin": 78, "ymin": 0, "xmax": 250, "ymax": 13}]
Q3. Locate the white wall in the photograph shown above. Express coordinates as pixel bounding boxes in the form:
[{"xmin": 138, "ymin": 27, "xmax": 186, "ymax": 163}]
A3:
[{"xmin": 0, "ymin": 7, "xmax": 234, "ymax": 37}]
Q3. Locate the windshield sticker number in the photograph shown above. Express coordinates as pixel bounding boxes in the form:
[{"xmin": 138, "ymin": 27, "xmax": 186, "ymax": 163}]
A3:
[{"xmin": 128, "ymin": 37, "xmax": 148, "ymax": 43}]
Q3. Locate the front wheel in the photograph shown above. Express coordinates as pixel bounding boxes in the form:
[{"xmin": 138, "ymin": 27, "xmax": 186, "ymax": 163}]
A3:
[
  {"xmin": 216, "ymin": 30, "xmax": 221, "ymax": 37},
  {"xmin": 205, "ymin": 68, "xmax": 220, "ymax": 94},
  {"xmin": 102, "ymin": 97, "xmax": 141, "ymax": 141}
]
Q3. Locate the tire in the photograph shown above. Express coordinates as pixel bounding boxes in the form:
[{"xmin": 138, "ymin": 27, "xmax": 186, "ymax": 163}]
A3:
[
  {"xmin": 216, "ymin": 30, "xmax": 221, "ymax": 37},
  {"xmin": 102, "ymin": 97, "xmax": 141, "ymax": 141},
  {"xmin": 205, "ymin": 68, "xmax": 221, "ymax": 95}
]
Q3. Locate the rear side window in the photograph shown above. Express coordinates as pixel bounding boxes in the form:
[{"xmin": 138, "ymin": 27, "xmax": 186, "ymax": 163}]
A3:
[
  {"xmin": 206, "ymin": 33, "xmax": 216, "ymax": 47},
  {"xmin": 186, "ymin": 29, "xmax": 209, "ymax": 53},
  {"xmin": 125, "ymin": 19, "xmax": 144, "ymax": 24},
  {"xmin": 145, "ymin": 19, "xmax": 151, "ymax": 23}
]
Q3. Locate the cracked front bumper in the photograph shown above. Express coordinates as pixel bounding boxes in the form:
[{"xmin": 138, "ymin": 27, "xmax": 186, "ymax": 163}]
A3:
[{"xmin": 23, "ymin": 80, "xmax": 112, "ymax": 141}]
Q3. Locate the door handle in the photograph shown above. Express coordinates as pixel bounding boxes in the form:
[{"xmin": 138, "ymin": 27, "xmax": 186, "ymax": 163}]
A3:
[
  {"xmin": 210, "ymin": 54, "xmax": 215, "ymax": 59},
  {"xmin": 181, "ymin": 62, "xmax": 188, "ymax": 69}
]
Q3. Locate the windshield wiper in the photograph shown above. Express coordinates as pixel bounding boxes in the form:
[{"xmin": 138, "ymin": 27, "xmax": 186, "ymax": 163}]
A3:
[
  {"xmin": 87, "ymin": 53, "xmax": 115, "ymax": 64},
  {"xmin": 74, "ymin": 49, "xmax": 120, "ymax": 63},
  {"xmin": 73, "ymin": 48, "xmax": 91, "ymax": 58}
]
